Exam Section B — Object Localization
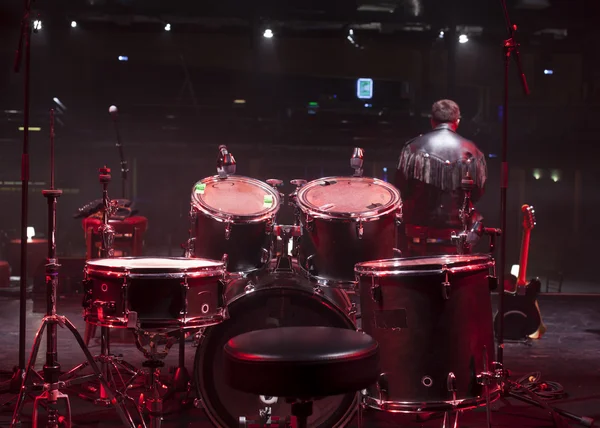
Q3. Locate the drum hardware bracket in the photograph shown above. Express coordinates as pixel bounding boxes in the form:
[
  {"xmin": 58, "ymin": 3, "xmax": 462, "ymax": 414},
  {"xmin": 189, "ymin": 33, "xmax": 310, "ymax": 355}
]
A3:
[
  {"xmin": 442, "ymin": 372, "xmax": 460, "ymax": 428},
  {"xmin": 224, "ymin": 218, "xmax": 233, "ymax": 240},
  {"xmin": 370, "ymin": 276, "xmax": 382, "ymax": 304},
  {"xmin": 356, "ymin": 219, "xmax": 364, "ymax": 240},
  {"xmin": 442, "ymin": 269, "xmax": 451, "ymax": 300},
  {"xmin": 304, "ymin": 213, "xmax": 314, "ymax": 232}
]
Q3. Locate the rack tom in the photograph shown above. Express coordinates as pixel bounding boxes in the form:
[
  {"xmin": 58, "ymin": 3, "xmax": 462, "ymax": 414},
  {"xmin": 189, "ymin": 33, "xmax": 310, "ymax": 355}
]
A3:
[
  {"xmin": 296, "ymin": 176, "xmax": 402, "ymax": 283},
  {"xmin": 191, "ymin": 175, "xmax": 281, "ymax": 273}
]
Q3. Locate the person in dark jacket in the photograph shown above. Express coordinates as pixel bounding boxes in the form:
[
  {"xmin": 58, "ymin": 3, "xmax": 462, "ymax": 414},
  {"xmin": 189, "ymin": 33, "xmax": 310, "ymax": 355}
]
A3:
[{"xmin": 395, "ymin": 99, "xmax": 487, "ymax": 256}]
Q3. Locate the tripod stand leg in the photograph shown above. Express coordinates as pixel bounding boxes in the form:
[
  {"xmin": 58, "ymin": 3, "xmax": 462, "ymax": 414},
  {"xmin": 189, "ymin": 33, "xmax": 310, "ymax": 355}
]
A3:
[
  {"xmin": 11, "ymin": 319, "xmax": 49, "ymax": 427},
  {"xmin": 61, "ymin": 317, "xmax": 138, "ymax": 427}
]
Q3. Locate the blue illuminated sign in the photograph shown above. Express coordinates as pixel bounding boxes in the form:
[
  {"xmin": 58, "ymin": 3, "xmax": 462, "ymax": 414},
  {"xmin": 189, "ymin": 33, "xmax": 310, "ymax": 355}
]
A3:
[{"xmin": 357, "ymin": 78, "xmax": 373, "ymax": 99}]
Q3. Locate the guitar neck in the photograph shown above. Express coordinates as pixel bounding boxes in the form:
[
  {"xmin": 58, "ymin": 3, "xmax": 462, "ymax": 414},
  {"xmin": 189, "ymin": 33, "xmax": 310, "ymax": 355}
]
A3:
[{"xmin": 517, "ymin": 228, "xmax": 531, "ymax": 286}]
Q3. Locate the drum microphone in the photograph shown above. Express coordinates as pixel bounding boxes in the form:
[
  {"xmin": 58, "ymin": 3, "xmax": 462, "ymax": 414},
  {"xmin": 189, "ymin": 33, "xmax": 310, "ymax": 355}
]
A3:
[
  {"xmin": 217, "ymin": 145, "xmax": 236, "ymax": 178},
  {"xmin": 351, "ymin": 147, "xmax": 364, "ymax": 177}
]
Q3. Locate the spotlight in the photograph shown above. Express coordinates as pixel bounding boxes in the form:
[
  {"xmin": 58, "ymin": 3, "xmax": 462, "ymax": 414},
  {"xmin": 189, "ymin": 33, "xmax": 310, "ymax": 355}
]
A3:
[
  {"xmin": 118, "ymin": 56, "xmax": 129, "ymax": 61},
  {"xmin": 439, "ymin": 30, "xmax": 444, "ymax": 38},
  {"xmin": 165, "ymin": 23, "xmax": 171, "ymax": 31},
  {"xmin": 71, "ymin": 21, "xmax": 77, "ymax": 28},
  {"xmin": 544, "ymin": 69, "xmax": 554, "ymax": 75},
  {"xmin": 33, "ymin": 20, "xmax": 42, "ymax": 31},
  {"xmin": 458, "ymin": 34, "xmax": 468, "ymax": 43},
  {"xmin": 263, "ymin": 28, "xmax": 273, "ymax": 39}
]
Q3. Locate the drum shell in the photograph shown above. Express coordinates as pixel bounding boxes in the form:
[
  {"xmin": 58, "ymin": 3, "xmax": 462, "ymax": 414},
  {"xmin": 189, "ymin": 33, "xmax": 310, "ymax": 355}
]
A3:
[
  {"xmin": 299, "ymin": 212, "xmax": 397, "ymax": 282},
  {"xmin": 194, "ymin": 271, "xmax": 357, "ymax": 428},
  {"xmin": 356, "ymin": 257, "xmax": 495, "ymax": 407},
  {"xmin": 83, "ymin": 267, "xmax": 224, "ymax": 329},
  {"xmin": 193, "ymin": 211, "xmax": 271, "ymax": 272}
]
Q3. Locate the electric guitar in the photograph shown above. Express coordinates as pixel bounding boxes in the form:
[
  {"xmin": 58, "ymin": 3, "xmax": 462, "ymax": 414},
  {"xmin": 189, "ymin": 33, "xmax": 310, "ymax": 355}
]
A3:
[{"xmin": 494, "ymin": 205, "xmax": 546, "ymax": 340}]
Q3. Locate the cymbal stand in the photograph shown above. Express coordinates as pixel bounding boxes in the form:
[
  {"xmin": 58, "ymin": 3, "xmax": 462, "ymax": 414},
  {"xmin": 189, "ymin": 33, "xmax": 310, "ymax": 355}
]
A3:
[
  {"xmin": 11, "ymin": 111, "xmax": 135, "ymax": 428},
  {"xmin": 64, "ymin": 168, "xmax": 143, "ymax": 418}
]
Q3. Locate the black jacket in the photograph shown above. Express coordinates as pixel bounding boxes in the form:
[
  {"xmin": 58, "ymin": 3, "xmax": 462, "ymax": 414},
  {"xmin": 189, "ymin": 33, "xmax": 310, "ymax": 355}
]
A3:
[{"xmin": 394, "ymin": 123, "xmax": 487, "ymax": 229}]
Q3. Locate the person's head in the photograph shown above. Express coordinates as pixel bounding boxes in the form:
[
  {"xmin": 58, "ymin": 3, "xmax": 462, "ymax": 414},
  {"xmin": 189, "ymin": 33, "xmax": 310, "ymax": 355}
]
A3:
[{"xmin": 430, "ymin": 99, "xmax": 461, "ymax": 130}]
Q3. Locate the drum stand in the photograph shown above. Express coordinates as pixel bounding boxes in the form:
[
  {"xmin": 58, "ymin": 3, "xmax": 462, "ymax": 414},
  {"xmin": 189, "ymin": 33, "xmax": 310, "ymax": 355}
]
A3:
[
  {"xmin": 11, "ymin": 113, "xmax": 136, "ymax": 428},
  {"xmin": 62, "ymin": 167, "xmax": 144, "ymax": 419}
]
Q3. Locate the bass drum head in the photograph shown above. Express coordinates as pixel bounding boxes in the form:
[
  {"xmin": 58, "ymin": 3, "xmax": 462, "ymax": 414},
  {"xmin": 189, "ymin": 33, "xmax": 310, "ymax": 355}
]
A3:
[{"xmin": 194, "ymin": 275, "xmax": 357, "ymax": 428}]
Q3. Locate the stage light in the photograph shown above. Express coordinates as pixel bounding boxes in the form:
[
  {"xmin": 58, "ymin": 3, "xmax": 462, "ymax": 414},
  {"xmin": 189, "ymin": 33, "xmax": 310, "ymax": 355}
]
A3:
[
  {"xmin": 544, "ymin": 69, "xmax": 553, "ymax": 75},
  {"xmin": 33, "ymin": 20, "xmax": 42, "ymax": 31},
  {"xmin": 383, "ymin": 167, "xmax": 388, "ymax": 172},
  {"xmin": 364, "ymin": 103, "xmax": 372, "ymax": 108},
  {"xmin": 233, "ymin": 99, "xmax": 246, "ymax": 104},
  {"xmin": 439, "ymin": 30, "xmax": 444, "ymax": 38},
  {"xmin": 165, "ymin": 23, "xmax": 171, "ymax": 31},
  {"xmin": 458, "ymin": 34, "xmax": 468, "ymax": 43},
  {"xmin": 18, "ymin": 127, "xmax": 41, "ymax": 131},
  {"xmin": 263, "ymin": 28, "xmax": 273, "ymax": 38},
  {"xmin": 71, "ymin": 21, "xmax": 77, "ymax": 28},
  {"xmin": 118, "ymin": 56, "xmax": 128, "ymax": 61},
  {"xmin": 533, "ymin": 169, "xmax": 542, "ymax": 180},
  {"xmin": 27, "ymin": 227, "xmax": 35, "ymax": 243},
  {"xmin": 551, "ymin": 170, "xmax": 561, "ymax": 182},
  {"xmin": 511, "ymin": 264, "xmax": 520, "ymax": 277}
]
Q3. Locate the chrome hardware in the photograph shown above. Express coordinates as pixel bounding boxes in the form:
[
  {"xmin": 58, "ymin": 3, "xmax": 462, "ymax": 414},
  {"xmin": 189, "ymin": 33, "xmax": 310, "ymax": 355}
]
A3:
[
  {"xmin": 304, "ymin": 213, "xmax": 314, "ymax": 232},
  {"xmin": 261, "ymin": 248, "xmax": 269, "ymax": 264},
  {"xmin": 442, "ymin": 267, "xmax": 451, "ymax": 300},
  {"xmin": 244, "ymin": 282, "xmax": 256, "ymax": 293},
  {"xmin": 265, "ymin": 216, "xmax": 275, "ymax": 235},
  {"xmin": 395, "ymin": 207, "xmax": 403, "ymax": 225},
  {"xmin": 356, "ymin": 219, "xmax": 364, "ymax": 239},
  {"xmin": 221, "ymin": 253, "xmax": 229, "ymax": 270},
  {"xmin": 183, "ymin": 237, "xmax": 196, "ymax": 258},
  {"xmin": 370, "ymin": 276, "xmax": 381, "ymax": 304},
  {"xmin": 348, "ymin": 303, "xmax": 357, "ymax": 318},
  {"xmin": 422, "ymin": 376, "xmax": 433, "ymax": 387},
  {"xmin": 393, "ymin": 248, "xmax": 402, "ymax": 256},
  {"xmin": 224, "ymin": 218, "xmax": 233, "ymax": 240},
  {"xmin": 313, "ymin": 284, "xmax": 324, "ymax": 294}
]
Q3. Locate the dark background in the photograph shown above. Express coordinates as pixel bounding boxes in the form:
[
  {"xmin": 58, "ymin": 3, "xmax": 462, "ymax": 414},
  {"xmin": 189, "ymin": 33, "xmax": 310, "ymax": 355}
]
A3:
[{"xmin": 0, "ymin": 0, "xmax": 598, "ymax": 284}]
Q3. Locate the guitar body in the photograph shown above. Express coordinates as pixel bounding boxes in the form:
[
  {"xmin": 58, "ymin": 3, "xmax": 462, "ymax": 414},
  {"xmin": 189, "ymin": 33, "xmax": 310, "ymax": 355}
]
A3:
[
  {"xmin": 494, "ymin": 277, "xmax": 542, "ymax": 340},
  {"xmin": 493, "ymin": 205, "xmax": 545, "ymax": 341}
]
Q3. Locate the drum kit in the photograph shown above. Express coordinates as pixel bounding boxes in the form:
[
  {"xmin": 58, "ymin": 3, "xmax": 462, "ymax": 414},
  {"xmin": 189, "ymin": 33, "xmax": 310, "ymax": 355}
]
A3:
[{"xmin": 9, "ymin": 124, "xmax": 513, "ymax": 428}]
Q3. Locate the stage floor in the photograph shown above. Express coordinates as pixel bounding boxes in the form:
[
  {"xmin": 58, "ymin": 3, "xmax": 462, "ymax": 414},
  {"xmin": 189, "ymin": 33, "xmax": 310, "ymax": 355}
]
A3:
[{"xmin": 0, "ymin": 293, "xmax": 598, "ymax": 427}]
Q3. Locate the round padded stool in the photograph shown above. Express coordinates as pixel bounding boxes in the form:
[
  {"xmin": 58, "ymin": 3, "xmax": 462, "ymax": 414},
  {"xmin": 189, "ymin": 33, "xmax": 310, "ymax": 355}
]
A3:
[{"xmin": 223, "ymin": 326, "xmax": 380, "ymax": 428}]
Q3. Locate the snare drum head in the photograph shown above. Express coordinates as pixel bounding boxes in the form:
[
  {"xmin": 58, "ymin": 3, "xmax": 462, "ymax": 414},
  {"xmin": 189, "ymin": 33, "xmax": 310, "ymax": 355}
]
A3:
[
  {"xmin": 191, "ymin": 175, "xmax": 280, "ymax": 221},
  {"xmin": 86, "ymin": 257, "xmax": 224, "ymax": 275},
  {"xmin": 297, "ymin": 176, "xmax": 400, "ymax": 219},
  {"xmin": 355, "ymin": 254, "xmax": 492, "ymax": 274}
]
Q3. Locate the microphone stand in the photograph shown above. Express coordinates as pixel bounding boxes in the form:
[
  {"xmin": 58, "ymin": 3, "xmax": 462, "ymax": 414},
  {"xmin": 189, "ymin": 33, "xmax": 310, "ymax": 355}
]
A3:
[
  {"xmin": 9, "ymin": 0, "xmax": 34, "ymax": 392},
  {"xmin": 11, "ymin": 110, "xmax": 136, "ymax": 428},
  {"xmin": 493, "ymin": 3, "xmax": 593, "ymax": 426},
  {"xmin": 110, "ymin": 107, "xmax": 128, "ymax": 199}
]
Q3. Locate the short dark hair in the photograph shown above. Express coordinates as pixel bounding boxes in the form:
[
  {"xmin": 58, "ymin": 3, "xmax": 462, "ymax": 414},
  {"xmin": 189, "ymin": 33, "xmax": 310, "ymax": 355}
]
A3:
[{"xmin": 431, "ymin": 99, "xmax": 461, "ymax": 123}]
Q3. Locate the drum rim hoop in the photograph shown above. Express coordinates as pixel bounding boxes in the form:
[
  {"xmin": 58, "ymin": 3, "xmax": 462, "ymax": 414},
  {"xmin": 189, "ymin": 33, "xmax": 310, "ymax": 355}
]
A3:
[
  {"xmin": 296, "ymin": 176, "xmax": 401, "ymax": 220},
  {"xmin": 85, "ymin": 256, "xmax": 225, "ymax": 277},
  {"xmin": 354, "ymin": 254, "xmax": 494, "ymax": 276},
  {"xmin": 191, "ymin": 175, "xmax": 281, "ymax": 222}
]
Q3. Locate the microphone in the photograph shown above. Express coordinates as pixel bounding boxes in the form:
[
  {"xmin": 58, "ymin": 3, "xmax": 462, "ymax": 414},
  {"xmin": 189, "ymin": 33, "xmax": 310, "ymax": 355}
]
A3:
[
  {"xmin": 351, "ymin": 147, "xmax": 364, "ymax": 177},
  {"xmin": 217, "ymin": 145, "xmax": 236, "ymax": 178}
]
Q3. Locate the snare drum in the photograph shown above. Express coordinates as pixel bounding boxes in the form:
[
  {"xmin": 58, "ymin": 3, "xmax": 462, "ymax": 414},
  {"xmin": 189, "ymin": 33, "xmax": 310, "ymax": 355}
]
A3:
[
  {"xmin": 191, "ymin": 175, "xmax": 281, "ymax": 273},
  {"xmin": 296, "ymin": 176, "xmax": 402, "ymax": 283},
  {"xmin": 355, "ymin": 254, "xmax": 499, "ymax": 413},
  {"xmin": 83, "ymin": 257, "xmax": 226, "ymax": 330}
]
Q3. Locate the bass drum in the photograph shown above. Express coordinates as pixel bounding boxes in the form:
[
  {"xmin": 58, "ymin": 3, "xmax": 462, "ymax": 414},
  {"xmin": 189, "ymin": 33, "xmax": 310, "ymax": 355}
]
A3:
[{"xmin": 194, "ymin": 271, "xmax": 358, "ymax": 428}]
